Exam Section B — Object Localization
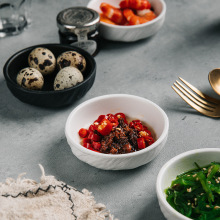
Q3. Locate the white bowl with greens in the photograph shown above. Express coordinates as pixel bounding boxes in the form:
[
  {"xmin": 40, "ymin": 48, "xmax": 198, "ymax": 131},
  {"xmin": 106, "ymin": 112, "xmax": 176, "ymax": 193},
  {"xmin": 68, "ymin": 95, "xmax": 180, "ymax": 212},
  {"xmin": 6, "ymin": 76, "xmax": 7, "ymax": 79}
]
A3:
[{"xmin": 156, "ymin": 148, "xmax": 220, "ymax": 220}]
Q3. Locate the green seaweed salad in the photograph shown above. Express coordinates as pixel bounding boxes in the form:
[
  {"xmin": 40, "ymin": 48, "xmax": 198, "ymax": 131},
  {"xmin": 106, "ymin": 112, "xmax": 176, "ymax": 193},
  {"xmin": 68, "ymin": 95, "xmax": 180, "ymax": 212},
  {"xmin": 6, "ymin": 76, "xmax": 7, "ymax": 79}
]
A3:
[{"xmin": 165, "ymin": 162, "xmax": 220, "ymax": 220}]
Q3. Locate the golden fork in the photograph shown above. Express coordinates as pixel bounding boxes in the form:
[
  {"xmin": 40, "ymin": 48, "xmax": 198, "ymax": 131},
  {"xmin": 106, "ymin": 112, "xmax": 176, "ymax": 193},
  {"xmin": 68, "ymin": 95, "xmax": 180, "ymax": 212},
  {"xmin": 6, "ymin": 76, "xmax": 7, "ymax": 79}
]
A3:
[{"xmin": 172, "ymin": 77, "xmax": 220, "ymax": 117}]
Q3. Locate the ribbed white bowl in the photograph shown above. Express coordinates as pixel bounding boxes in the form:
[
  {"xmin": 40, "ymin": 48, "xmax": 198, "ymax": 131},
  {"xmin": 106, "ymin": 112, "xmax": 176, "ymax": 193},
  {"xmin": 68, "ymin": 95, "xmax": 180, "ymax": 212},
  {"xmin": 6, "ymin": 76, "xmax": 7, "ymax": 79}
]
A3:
[
  {"xmin": 156, "ymin": 148, "xmax": 220, "ymax": 220},
  {"xmin": 87, "ymin": 0, "xmax": 166, "ymax": 42},
  {"xmin": 65, "ymin": 94, "xmax": 169, "ymax": 170}
]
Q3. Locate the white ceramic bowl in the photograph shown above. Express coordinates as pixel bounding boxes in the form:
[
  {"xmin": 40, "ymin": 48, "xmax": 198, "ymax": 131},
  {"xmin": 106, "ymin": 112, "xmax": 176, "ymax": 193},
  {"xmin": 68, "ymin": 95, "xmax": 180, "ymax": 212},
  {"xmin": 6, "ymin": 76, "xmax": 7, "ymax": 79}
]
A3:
[
  {"xmin": 87, "ymin": 0, "xmax": 166, "ymax": 42},
  {"xmin": 156, "ymin": 148, "xmax": 220, "ymax": 220},
  {"xmin": 65, "ymin": 94, "xmax": 169, "ymax": 170}
]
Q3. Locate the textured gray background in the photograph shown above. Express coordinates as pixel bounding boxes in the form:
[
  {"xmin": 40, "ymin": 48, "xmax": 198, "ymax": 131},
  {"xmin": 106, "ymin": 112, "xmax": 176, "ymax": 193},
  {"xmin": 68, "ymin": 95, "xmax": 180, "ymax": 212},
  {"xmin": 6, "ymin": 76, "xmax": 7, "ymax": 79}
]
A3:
[{"xmin": 1, "ymin": 0, "xmax": 220, "ymax": 219}]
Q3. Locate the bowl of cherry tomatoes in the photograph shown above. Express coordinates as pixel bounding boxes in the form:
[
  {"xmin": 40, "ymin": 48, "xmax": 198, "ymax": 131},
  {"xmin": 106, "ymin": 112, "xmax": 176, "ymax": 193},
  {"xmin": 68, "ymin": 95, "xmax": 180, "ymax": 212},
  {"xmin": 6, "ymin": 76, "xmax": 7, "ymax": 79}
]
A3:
[
  {"xmin": 87, "ymin": 0, "xmax": 166, "ymax": 42},
  {"xmin": 65, "ymin": 94, "xmax": 169, "ymax": 170}
]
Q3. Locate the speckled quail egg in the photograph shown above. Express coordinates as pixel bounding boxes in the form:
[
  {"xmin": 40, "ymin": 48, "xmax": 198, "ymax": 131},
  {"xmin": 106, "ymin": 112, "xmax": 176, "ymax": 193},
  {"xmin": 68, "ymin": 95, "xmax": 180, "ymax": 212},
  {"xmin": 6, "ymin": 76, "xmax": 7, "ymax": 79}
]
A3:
[
  {"xmin": 57, "ymin": 51, "xmax": 86, "ymax": 72},
  {"xmin": 28, "ymin": 47, "xmax": 56, "ymax": 75},
  {"xmin": 16, "ymin": 67, "xmax": 44, "ymax": 90},
  {"xmin": 54, "ymin": 66, "xmax": 84, "ymax": 91}
]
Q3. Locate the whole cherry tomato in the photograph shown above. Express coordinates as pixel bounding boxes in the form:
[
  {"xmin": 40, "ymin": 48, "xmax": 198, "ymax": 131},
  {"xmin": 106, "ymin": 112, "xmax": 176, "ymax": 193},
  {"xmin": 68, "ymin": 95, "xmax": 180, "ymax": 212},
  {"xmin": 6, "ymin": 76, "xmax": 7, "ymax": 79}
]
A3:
[{"xmin": 78, "ymin": 128, "xmax": 88, "ymax": 138}]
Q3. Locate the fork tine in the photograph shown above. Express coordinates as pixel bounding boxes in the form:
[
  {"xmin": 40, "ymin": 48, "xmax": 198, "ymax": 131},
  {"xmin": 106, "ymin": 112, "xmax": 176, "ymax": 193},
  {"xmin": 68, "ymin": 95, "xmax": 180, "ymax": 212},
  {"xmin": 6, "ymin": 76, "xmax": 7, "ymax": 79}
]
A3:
[
  {"xmin": 172, "ymin": 85, "xmax": 215, "ymax": 117},
  {"xmin": 179, "ymin": 77, "xmax": 219, "ymax": 105},
  {"xmin": 173, "ymin": 82, "xmax": 215, "ymax": 111},
  {"xmin": 175, "ymin": 80, "xmax": 216, "ymax": 109}
]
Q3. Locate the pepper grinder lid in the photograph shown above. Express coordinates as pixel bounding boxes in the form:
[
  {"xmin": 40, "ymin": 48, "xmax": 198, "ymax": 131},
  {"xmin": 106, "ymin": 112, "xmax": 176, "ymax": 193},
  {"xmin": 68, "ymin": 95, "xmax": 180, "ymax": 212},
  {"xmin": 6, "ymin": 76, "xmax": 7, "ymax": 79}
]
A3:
[{"xmin": 57, "ymin": 7, "xmax": 100, "ymax": 34}]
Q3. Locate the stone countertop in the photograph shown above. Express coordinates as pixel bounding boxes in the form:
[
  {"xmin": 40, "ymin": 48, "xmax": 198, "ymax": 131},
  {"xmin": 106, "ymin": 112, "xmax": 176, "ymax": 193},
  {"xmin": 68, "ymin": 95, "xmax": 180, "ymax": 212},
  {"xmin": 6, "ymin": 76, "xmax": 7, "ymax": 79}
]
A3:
[{"xmin": 1, "ymin": 0, "xmax": 220, "ymax": 219}]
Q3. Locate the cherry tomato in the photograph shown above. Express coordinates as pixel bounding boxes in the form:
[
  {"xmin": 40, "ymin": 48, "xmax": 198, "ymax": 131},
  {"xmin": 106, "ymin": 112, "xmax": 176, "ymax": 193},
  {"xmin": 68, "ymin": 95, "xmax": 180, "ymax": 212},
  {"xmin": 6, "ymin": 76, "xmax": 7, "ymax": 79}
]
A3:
[
  {"xmin": 137, "ymin": 137, "xmax": 146, "ymax": 149},
  {"xmin": 97, "ymin": 118, "xmax": 113, "ymax": 136},
  {"xmin": 78, "ymin": 128, "xmax": 89, "ymax": 138}
]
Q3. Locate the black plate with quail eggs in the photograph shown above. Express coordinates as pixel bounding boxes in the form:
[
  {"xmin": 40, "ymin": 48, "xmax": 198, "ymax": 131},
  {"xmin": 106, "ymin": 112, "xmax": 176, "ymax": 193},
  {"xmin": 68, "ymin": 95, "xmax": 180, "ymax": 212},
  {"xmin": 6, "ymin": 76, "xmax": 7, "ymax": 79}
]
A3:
[{"xmin": 3, "ymin": 44, "xmax": 96, "ymax": 108}]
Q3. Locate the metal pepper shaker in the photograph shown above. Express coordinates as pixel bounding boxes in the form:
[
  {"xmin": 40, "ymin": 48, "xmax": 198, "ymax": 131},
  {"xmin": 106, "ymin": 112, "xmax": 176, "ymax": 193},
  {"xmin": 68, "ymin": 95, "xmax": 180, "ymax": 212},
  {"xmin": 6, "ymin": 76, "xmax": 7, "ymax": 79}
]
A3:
[{"xmin": 57, "ymin": 7, "xmax": 100, "ymax": 56}]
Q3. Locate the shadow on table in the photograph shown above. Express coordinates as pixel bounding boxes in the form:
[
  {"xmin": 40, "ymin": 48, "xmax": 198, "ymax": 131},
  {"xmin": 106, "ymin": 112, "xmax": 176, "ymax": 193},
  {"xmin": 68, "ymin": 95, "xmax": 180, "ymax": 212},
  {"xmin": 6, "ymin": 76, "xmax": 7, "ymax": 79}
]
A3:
[
  {"xmin": 43, "ymin": 133, "xmax": 165, "ymax": 188},
  {"xmin": 0, "ymin": 78, "xmax": 81, "ymax": 120},
  {"xmin": 99, "ymin": 36, "xmax": 154, "ymax": 52}
]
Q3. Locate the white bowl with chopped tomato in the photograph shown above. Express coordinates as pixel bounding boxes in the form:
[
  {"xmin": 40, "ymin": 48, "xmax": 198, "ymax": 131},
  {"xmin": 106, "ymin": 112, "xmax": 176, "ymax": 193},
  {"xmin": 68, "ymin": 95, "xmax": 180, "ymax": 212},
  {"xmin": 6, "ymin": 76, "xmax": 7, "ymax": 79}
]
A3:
[
  {"xmin": 65, "ymin": 94, "xmax": 169, "ymax": 170},
  {"xmin": 87, "ymin": 0, "xmax": 166, "ymax": 42}
]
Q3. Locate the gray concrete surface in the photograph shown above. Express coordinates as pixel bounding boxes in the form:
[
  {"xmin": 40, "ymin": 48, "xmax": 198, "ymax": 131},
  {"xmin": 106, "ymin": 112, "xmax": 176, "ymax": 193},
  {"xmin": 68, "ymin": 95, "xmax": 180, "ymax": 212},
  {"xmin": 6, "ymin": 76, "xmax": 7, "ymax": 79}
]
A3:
[{"xmin": 1, "ymin": 0, "xmax": 220, "ymax": 219}]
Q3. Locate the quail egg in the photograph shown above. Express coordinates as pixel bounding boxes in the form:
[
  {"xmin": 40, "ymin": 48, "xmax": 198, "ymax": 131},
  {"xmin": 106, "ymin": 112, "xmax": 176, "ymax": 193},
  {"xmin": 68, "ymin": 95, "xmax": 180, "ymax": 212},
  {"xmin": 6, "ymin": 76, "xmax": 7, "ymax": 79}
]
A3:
[
  {"xmin": 54, "ymin": 66, "xmax": 84, "ymax": 91},
  {"xmin": 17, "ymin": 67, "xmax": 44, "ymax": 90},
  {"xmin": 28, "ymin": 47, "xmax": 56, "ymax": 75},
  {"xmin": 57, "ymin": 51, "xmax": 86, "ymax": 72}
]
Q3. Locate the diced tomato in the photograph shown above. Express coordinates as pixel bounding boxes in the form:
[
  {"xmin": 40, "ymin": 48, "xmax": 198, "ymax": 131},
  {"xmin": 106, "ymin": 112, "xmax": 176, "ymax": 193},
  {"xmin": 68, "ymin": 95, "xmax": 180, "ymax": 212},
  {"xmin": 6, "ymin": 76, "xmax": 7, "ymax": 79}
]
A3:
[
  {"xmin": 137, "ymin": 137, "xmax": 146, "ymax": 149},
  {"xmin": 83, "ymin": 142, "xmax": 99, "ymax": 152},
  {"xmin": 115, "ymin": 113, "xmax": 128, "ymax": 124},
  {"xmin": 78, "ymin": 128, "xmax": 89, "ymax": 138},
  {"xmin": 89, "ymin": 124, "xmax": 97, "ymax": 132},
  {"xmin": 129, "ymin": 120, "xmax": 143, "ymax": 131},
  {"xmin": 92, "ymin": 141, "xmax": 101, "ymax": 151},
  {"xmin": 143, "ymin": 125, "xmax": 149, "ymax": 131},
  {"xmin": 82, "ymin": 138, "xmax": 91, "ymax": 144},
  {"xmin": 94, "ymin": 115, "xmax": 106, "ymax": 123},
  {"xmin": 88, "ymin": 131, "xmax": 101, "ymax": 142},
  {"xmin": 106, "ymin": 113, "xmax": 119, "ymax": 128},
  {"xmin": 83, "ymin": 142, "xmax": 91, "ymax": 149},
  {"xmin": 97, "ymin": 118, "xmax": 113, "ymax": 136},
  {"xmin": 145, "ymin": 136, "xmax": 154, "ymax": 146}
]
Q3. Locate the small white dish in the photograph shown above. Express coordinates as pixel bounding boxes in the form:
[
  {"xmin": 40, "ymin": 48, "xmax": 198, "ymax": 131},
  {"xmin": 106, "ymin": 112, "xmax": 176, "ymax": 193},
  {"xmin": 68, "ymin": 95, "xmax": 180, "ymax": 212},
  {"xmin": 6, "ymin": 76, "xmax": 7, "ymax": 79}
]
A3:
[
  {"xmin": 65, "ymin": 94, "xmax": 169, "ymax": 170},
  {"xmin": 156, "ymin": 148, "xmax": 220, "ymax": 220},
  {"xmin": 87, "ymin": 0, "xmax": 166, "ymax": 42}
]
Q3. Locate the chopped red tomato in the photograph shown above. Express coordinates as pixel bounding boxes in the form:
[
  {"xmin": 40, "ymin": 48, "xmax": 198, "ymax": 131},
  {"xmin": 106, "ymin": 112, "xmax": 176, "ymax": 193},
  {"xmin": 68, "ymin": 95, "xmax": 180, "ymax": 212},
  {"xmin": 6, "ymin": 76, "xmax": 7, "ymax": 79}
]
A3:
[
  {"xmin": 92, "ymin": 141, "xmax": 101, "ymax": 151},
  {"xmin": 88, "ymin": 124, "xmax": 97, "ymax": 132},
  {"xmin": 97, "ymin": 118, "xmax": 113, "ymax": 136},
  {"xmin": 82, "ymin": 138, "xmax": 91, "ymax": 144},
  {"xmin": 78, "ymin": 112, "xmax": 155, "ymax": 154},
  {"xmin": 106, "ymin": 113, "xmax": 119, "ymax": 128},
  {"xmin": 83, "ymin": 142, "xmax": 91, "ymax": 149},
  {"xmin": 115, "ymin": 112, "xmax": 128, "ymax": 124},
  {"xmin": 94, "ymin": 115, "xmax": 106, "ymax": 123},
  {"xmin": 78, "ymin": 128, "xmax": 89, "ymax": 138},
  {"xmin": 88, "ymin": 131, "xmax": 101, "ymax": 142},
  {"xmin": 137, "ymin": 137, "xmax": 146, "ymax": 149},
  {"xmin": 129, "ymin": 120, "xmax": 143, "ymax": 131},
  {"xmin": 145, "ymin": 136, "xmax": 154, "ymax": 146}
]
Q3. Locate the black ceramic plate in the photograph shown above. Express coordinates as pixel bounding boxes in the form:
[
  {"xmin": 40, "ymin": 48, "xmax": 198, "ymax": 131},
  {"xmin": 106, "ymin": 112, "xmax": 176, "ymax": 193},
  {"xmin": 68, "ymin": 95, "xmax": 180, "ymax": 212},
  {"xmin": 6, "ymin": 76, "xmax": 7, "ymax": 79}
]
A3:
[{"xmin": 3, "ymin": 44, "xmax": 96, "ymax": 108}]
